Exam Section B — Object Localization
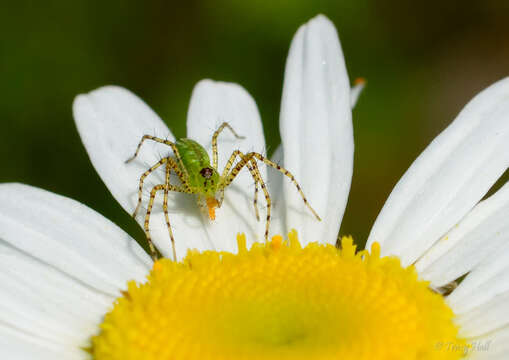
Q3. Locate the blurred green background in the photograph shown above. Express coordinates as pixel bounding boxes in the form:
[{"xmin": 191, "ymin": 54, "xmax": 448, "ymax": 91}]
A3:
[{"xmin": 1, "ymin": 1, "xmax": 508, "ymax": 249}]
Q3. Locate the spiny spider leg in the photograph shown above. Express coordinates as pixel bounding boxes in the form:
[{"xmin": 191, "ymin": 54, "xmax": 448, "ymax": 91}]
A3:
[
  {"xmin": 219, "ymin": 159, "xmax": 261, "ymax": 220},
  {"xmin": 144, "ymin": 184, "xmax": 165, "ymax": 260},
  {"xmin": 132, "ymin": 157, "xmax": 190, "ymax": 219},
  {"xmin": 223, "ymin": 152, "xmax": 321, "ymax": 222},
  {"xmin": 248, "ymin": 160, "xmax": 271, "ymax": 239},
  {"xmin": 145, "ymin": 181, "xmax": 191, "ymax": 261},
  {"xmin": 219, "ymin": 150, "xmax": 271, "ymax": 240},
  {"xmin": 212, "ymin": 122, "xmax": 245, "ymax": 170},
  {"xmin": 219, "ymin": 150, "xmax": 261, "ymax": 219},
  {"xmin": 132, "ymin": 157, "xmax": 166, "ymax": 219},
  {"xmin": 251, "ymin": 160, "xmax": 261, "ymax": 221},
  {"xmin": 125, "ymin": 135, "xmax": 189, "ymax": 178},
  {"xmin": 216, "ymin": 188, "xmax": 225, "ymax": 208},
  {"xmin": 245, "ymin": 158, "xmax": 262, "ymax": 221},
  {"xmin": 163, "ymin": 161, "xmax": 178, "ymax": 261}
]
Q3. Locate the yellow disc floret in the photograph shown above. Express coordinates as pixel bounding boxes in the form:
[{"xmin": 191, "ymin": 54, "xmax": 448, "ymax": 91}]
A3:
[{"xmin": 90, "ymin": 231, "xmax": 465, "ymax": 360}]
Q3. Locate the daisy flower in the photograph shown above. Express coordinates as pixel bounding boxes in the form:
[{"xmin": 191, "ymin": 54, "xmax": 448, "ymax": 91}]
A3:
[{"xmin": 1, "ymin": 14, "xmax": 509, "ymax": 359}]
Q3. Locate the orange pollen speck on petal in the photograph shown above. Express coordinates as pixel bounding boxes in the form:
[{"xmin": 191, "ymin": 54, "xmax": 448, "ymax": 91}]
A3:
[
  {"xmin": 206, "ymin": 197, "xmax": 219, "ymax": 220},
  {"xmin": 354, "ymin": 77, "xmax": 366, "ymax": 85}
]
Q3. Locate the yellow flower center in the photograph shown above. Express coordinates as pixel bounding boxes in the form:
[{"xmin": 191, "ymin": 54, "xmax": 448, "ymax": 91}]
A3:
[{"xmin": 90, "ymin": 231, "xmax": 465, "ymax": 360}]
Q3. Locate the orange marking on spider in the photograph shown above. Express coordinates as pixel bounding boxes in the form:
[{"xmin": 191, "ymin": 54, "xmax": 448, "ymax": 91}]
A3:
[{"xmin": 126, "ymin": 122, "xmax": 321, "ymax": 261}]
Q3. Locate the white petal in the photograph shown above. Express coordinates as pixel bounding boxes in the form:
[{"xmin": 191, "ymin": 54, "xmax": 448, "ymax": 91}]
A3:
[
  {"xmin": 0, "ymin": 183, "xmax": 151, "ymax": 296},
  {"xmin": 186, "ymin": 80, "xmax": 266, "ymax": 251},
  {"xmin": 0, "ymin": 242, "xmax": 112, "ymax": 351},
  {"xmin": 465, "ymin": 326, "xmax": 509, "ymax": 359},
  {"xmin": 73, "ymin": 86, "xmax": 210, "ymax": 259},
  {"xmin": 417, "ymin": 182, "xmax": 509, "ymax": 286},
  {"xmin": 279, "ymin": 15, "xmax": 353, "ymax": 245},
  {"xmin": 367, "ymin": 77, "xmax": 509, "ymax": 265},
  {"xmin": 453, "ymin": 291, "xmax": 509, "ymax": 338},
  {"xmin": 267, "ymin": 144, "xmax": 286, "ymax": 237},
  {"xmin": 0, "ymin": 326, "xmax": 83, "ymax": 360},
  {"xmin": 447, "ymin": 240, "xmax": 509, "ymax": 315}
]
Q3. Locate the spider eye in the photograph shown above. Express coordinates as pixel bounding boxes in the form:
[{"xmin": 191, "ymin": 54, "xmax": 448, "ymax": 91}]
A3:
[{"xmin": 200, "ymin": 167, "xmax": 213, "ymax": 179}]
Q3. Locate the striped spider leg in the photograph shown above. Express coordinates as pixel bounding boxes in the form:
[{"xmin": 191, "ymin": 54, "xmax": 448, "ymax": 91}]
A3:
[
  {"xmin": 218, "ymin": 150, "xmax": 321, "ymax": 242},
  {"xmin": 126, "ymin": 137, "xmax": 193, "ymax": 261},
  {"xmin": 125, "ymin": 121, "xmax": 320, "ymax": 261},
  {"xmin": 129, "ymin": 155, "xmax": 192, "ymax": 261}
]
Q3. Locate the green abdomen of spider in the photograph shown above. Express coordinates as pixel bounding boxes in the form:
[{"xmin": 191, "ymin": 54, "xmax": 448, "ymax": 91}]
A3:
[{"xmin": 176, "ymin": 138, "xmax": 220, "ymax": 197}]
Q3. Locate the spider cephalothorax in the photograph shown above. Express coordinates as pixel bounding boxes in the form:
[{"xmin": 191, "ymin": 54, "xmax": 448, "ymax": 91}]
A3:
[{"xmin": 126, "ymin": 122, "xmax": 321, "ymax": 261}]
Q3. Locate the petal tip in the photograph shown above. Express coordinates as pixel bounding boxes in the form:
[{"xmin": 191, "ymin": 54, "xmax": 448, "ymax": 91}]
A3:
[
  {"xmin": 72, "ymin": 93, "xmax": 88, "ymax": 112},
  {"xmin": 72, "ymin": 85, "xmax": 132, "ymax": 116},
  {"xmin": 309, "ymin": 14, "xmax": 333, "ymax": 26},
  {"xmin": 89, "ymin": 85, "xmax": 135, "ymax": 99},
  {"xmin": 193, "ymin": 78, "xmax": 247, "ymax": 94},
  {"xmin": 304, "ymin": 14, "xmax": 337, "ymax": 34},
  {"xmin": 193, "ymin": 78, "xmax": 216, "ymax": 89}
]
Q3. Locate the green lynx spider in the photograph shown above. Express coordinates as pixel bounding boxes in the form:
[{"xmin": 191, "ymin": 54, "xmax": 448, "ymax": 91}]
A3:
[{"xmin": 126, "ymin": 122, "xmax": 321, "ymax": 261}]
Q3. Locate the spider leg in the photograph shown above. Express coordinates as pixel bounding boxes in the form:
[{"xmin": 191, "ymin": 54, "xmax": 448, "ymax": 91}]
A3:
[
  {"xmin": 220, "ymin": 150, "xmax": 241, "ymax": 179},
  {"xmin": 253, "ymin": 179, "xmax": 260, "ymax": 221},
  {"xmin": 132, "ymin": 156, "xmax": 192, "ymax": 219},
  {"xmin": 212, "ymin": 122, "xmax": 245, "ymax": 170},
  {"xmin": 219, "ymin": 150, "xmax": 260, "ymax": 219},
  {"xmin": 163, "ymin": 158, "xmax": 192, "ymax": 261},
  {"xmin": 144, "ymin": 184, "xmax": 165, "ymax": 261},
  {"xmin": 224, "ymin": 152, "xmax": 321, "ymax": 222},
  {"xmin": 125, "ymin": 135, "xmax": 189, "ymax": 178},
  {"xmin": 250, "ymin": 152, "xmax": 321, "ymax": 221},
  {"xmin": 249, "ymin": 160, "xmax": 261, "ymax": 221},
  {"xmin": 220, "ymin": 150, "xmax": 270, "ymax": 240},
  {"xmin": 145, "ymin": 181, "xmax": 191, "ymax": 261},
  {"xmin": 217, "ymin": 188, "xmax": 225, "ymax": 208},
  {"xmin": 250, "ymin": 163, "xmax": 271, "ymax": 240},
  {"xmin": 220, "ymin": 150, "xmax": 258, "ymax": 182},
  {"xmin": 132, "ymin": 157, "xmax": 168, "ymax": 219}
]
